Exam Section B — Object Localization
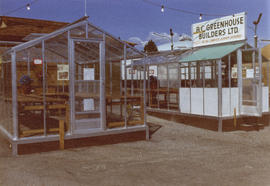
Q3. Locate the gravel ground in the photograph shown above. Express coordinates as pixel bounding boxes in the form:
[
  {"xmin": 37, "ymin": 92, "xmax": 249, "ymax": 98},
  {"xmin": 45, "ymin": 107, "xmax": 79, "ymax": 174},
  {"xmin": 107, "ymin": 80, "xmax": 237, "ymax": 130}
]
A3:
[{"xmin": 1, "ymin": 115, "xmax": 270, "ymax": 186}]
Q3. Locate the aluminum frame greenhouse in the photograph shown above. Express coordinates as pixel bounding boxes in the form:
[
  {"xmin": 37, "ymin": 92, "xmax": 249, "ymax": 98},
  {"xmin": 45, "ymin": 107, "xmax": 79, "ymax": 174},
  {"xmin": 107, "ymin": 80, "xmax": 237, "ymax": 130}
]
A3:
[
  {"xmin": 132, "ymin": 41, "xmax": 270, "ymax": 131},
  {"xmin": 0, "ymin": 17, "xmax": 148, "ymax": 155}
]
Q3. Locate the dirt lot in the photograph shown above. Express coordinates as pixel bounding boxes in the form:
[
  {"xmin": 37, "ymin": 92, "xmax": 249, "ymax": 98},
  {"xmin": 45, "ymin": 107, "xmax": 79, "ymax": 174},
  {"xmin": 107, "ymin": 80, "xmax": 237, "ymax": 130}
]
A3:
[{"xmin": 1, "ymin": 116, "xmax": 270, "ymax": 185}]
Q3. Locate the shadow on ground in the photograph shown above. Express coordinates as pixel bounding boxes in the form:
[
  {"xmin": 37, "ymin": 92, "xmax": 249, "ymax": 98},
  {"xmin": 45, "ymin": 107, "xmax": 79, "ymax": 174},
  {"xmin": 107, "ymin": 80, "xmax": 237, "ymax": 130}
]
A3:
[{"xmin": 148, "ymin": 122, "xmax": 162, "ymax": 137}]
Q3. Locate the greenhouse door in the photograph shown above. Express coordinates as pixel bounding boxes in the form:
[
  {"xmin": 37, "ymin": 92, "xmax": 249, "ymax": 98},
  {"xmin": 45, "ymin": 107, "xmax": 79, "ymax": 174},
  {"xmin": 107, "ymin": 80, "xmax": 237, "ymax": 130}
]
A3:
[
  {"xmin": 70, "ymin": 39, "xmax": 105, "ymax": 132},
  {"xmin": 240, "ymin": 48, "xmax": 262, "ymax": 116}
]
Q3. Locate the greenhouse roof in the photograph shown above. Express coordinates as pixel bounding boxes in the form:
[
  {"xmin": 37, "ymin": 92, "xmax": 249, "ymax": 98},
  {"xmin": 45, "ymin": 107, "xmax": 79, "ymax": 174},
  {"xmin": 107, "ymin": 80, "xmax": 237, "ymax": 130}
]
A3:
[
  {"xmin": 133, "ymin": 41, "xmax": 246, "ymax": 67},
  {"xmin": 132, "ymin": 49, "xmax": 189, "ymax": 66},
  {"xmin": 179, "ymin": 42, "xmax": 245, "ymax": 63},
  {"xmin": 6, "ymin": 16, "xmax": 144, "ymax": 61}
]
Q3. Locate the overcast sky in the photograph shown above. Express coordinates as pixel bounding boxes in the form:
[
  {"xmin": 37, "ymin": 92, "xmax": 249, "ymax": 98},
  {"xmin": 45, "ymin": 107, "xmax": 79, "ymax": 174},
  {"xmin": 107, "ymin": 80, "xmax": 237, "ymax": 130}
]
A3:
[{"xmin": 0, "ymin": 0, "xmax": 269, "ymax": 48}]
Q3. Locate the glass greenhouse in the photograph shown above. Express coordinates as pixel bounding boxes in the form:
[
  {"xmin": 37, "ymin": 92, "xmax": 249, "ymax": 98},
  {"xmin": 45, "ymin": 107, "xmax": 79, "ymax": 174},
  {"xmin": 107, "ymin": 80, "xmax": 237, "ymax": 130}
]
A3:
[
  {"xmin": 132, "ymin": 41, "xmax": 270, "ymax": 131},
  {"xmin": 0, "ymin": 17, "xmax": 148, "ymax": 155}
]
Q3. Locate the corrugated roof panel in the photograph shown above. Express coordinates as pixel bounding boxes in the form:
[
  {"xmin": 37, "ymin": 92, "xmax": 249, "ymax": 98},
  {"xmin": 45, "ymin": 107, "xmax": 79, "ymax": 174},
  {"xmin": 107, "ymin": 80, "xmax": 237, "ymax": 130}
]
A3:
[{"xmin": 179, "ymin": 42, "xmax": 245, "ymax": 62}]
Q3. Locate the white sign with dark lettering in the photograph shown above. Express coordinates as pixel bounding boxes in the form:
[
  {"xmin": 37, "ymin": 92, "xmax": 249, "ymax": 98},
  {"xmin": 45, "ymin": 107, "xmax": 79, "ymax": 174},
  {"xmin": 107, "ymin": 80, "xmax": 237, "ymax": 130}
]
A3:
[{"xmin": 192, "ymin": 12, "xmax": 246, "ymax": 47}]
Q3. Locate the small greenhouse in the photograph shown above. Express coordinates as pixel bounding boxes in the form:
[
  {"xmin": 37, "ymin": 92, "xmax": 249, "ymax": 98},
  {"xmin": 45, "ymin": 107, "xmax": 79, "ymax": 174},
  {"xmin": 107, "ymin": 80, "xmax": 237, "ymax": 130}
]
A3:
[
  {"xmin": 132, "ymin": 41, "xmax": 270, "ymax": 131},
  {"xmin": 0, "ymin": 17, "xmax": 148, "ymax": 155}
]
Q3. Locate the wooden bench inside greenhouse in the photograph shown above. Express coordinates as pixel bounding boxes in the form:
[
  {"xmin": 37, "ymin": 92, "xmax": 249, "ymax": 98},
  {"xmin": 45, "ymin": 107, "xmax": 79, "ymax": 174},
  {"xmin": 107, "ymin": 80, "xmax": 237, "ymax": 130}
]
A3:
[
  {"xmin": 107, "ymin": 95, "xmax": 145, "ymax": 128},
  {"xmin": 16, "ymin": 91, "xmax": 144, "ymax": 137},
  {"xmin": 20, "ymin": 100, "xmax": 70, "ymax": 140}
]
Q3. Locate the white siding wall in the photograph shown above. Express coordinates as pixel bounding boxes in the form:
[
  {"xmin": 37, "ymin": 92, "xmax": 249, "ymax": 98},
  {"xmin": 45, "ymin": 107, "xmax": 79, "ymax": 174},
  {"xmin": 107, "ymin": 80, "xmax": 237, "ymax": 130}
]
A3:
[{"xmin": 179, "ymin": 87, "xmax": 268, "ymax": 117}]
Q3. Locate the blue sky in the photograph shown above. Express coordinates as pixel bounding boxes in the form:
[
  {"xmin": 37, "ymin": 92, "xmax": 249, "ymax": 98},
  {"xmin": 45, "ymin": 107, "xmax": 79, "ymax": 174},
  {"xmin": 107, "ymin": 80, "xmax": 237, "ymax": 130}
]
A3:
[{"xmin": 0, "ymin": 0, "xmax": 269, "ymax": 48}]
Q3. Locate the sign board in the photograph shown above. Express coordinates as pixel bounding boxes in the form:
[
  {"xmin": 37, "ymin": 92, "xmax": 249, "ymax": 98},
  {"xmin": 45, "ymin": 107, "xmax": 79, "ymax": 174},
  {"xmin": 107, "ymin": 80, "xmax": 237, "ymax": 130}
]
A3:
[
  {"xmin": 231, "ymin": 67, "xmax": 238, "ymax": 78},
  {"xmin": 192, "ymin": 12, "xmax": 246, "ymax": 47},
  {"xmin": 246, "ymin": 69, "xmax": 254, "ymax": 78},
  {"xmin": 83, "ymin": 98, "xmax": 94, "ymax": 111},
  {"xmin": 34, "ymin": 58, "xmax": 43, "ymax": 65},
  {"xmin": 57, "ymin": 64, "xmax": 69, "ymax": 80},
  {"xmin": 84, "ymin": 68, "xmax": 95, "ymax": 80}
]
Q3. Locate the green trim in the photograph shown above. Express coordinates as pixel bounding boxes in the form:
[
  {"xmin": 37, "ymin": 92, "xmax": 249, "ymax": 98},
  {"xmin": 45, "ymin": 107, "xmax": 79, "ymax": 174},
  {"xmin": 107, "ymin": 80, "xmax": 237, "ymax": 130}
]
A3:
[{"xmin": 180, "ymin": 42, "xmax": 245, "ymax": 62}]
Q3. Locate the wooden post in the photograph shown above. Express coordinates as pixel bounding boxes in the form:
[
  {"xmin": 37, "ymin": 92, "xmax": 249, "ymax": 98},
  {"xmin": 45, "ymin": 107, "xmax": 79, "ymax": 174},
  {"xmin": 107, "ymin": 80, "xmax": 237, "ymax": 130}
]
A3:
[
  {"xmin": 65, "ymin": 104, "xmax": 70, "ymax": 132},
  {"xmin": 120, "ymin": 98, "xmax": 123, "ymax": 117},
  {"xmin": 59, "ymin": 120, "xmax": 65, "ymax": 150},
  {"xmin": 110, "ymin": 97, "xmax": 113, "ymax": 113}
]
